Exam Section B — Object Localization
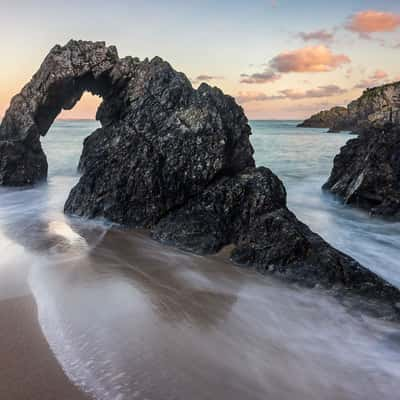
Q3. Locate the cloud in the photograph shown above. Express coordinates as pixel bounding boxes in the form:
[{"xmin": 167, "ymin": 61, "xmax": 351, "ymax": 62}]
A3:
[
  {"xmin": 298, "ymin": 30, "xmax": 334, "ymax": 43},
  {"xmin": 345, "ymin": 67, "xmax": 353, "ymax": 79},
  {"xmin": 346, "ymin": 10, "xmax": 400, "ymax": 38},
  {"xmin": 236, "ymin": 91, "xmax": 284, "ymax": 103},
  {"xmin": 353, "ymin": 69, "xmax": 389, "ymax": 89},
  {"xmin": 240, "ymin": 70, "xmax": 281, "ymax": 84},
  {"xmin": 370, "ymin": 69, "xmax": 388, "ymax": 80},
  {"xmin": 280, "ymin": 85, "xmax": 347, "ymax": 99},
  {"xmin": 354, "ymin": 80, "xmax": 379, "ymax": 89},
  {"xmin": 193, "ymin": 75, "xmax": 224, "ymax": 83},
  {"xmin": 236, "ymin": 85, "xmax": 347, "ymax": 103},
  {"xmin": 270, "ymin": 45, "xmax": 350, "ymax": 73},
  {"xmin": 240, "ymin": 45, "xmax": 350, "ymax": 85}
]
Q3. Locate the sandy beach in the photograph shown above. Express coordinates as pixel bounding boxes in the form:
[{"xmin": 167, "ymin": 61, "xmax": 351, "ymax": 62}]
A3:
[{"xmin": 0, "ymin": 295, "xmax": 88, "ymax": 400}]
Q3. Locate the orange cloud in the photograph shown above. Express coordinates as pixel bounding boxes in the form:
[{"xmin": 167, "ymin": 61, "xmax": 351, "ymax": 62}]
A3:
[
  {"xmin": 346, "ymin": 10, "xmax": 400, "ymax": 37},
  {"xmin": 270, "ymin": 45, "xmax": 350, "ymax": 73}
]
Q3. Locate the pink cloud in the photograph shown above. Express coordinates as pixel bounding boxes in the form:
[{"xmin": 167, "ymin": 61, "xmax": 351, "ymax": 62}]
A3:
[
  {"xmin": 298, "ymin": 30, "xmax": 334, "ymax": 43},
  {"xmin": 370, "ymin": 69, "xmax": 388, "ymax": 80},
  {"xmin": 270, "ymin": 45, "xmax": 350, "ymax": 73},
  {"xmin": 346, "ymin": 10, "xmax": 400, "ymax": 37}
]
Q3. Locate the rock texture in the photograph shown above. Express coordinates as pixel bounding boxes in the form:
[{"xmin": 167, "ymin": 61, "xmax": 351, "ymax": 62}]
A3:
[
  {"xmin": 299, "ymin": 81, "xmax": 400, "ymax": 133},
  {"xmin": 323, "ymin": 123, "xmax": 400, "ymax": 217},
  {"xmin": 1, "ymin": 40, "xmax": 400, "ymax": 316}
]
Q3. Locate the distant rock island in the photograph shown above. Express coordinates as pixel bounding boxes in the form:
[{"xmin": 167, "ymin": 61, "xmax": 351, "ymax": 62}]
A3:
[
  {"xmin": 297, "ymin": 106, "xmax": 348, "ymax": 130},
  {"xmin": 1, "ymin": 40, "xmax": 399, "ymax": 317},
  {"xmin": 299, "ymin": 81, "xmax": 400, "ymax": 133}
]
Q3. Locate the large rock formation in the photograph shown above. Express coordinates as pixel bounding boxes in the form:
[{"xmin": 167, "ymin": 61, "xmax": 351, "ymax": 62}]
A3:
[
  {"xmin": 323, "ymin": 123, "xmax": 400, "ymax": 217},
  {"xmin": 299, "ymin": 81, "xmax": 400, "ymax": 133},
  {"xmin": 1, "ymin": 40, "xmax": 400, "ymax": 317}
]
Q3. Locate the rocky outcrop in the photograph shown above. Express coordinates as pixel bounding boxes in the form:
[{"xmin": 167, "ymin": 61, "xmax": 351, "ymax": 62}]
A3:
[
  {"xmin": 323, "ymin": 123, "xmax": 400, "ymax": 217},
  {"xmin": 299, "ymin": 81, "xmax": 400, "ymax": 133},
  {"xmin": 1, "ymin": 40, "xmax": 400, "ymax": 317},
  {"xmin": 297, "ymin": 106, "xmax": 348, "ymax": 130},
  {"xmin": 0, "ymin": 41, "xmax": 119, "ymax": 185}
]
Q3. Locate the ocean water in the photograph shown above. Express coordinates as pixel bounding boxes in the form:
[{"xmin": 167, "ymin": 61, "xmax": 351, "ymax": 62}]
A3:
[{"xmin": 1, "ymin": 120, "xmax": 400, "ymax": 400}]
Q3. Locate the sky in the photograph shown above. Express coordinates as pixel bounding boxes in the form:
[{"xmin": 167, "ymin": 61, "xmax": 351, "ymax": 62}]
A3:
[{"xmin": 0, "ymin": 0, "xmax": 399, "ymax": 119}]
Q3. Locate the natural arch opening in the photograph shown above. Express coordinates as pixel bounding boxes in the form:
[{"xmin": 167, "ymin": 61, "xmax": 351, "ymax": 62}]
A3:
[
  {"xmin": 33, "ymin": 71, "xmax": 113, "ymax": 138},
  {"xmin": 59, "ymin": 92, "xmax": 102, "ymax": 121},
  {"xmin": 0, "ymin": 40, "xmax": 119, "ymax": 186},
  {"xmin": 41, "ymin": 92, "xmax": 102, "ymax": 180}
]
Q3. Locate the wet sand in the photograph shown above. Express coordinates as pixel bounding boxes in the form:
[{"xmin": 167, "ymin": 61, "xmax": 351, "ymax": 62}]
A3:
[
  {"xmin": 26, "ymin": 228, "xmax": 400, "ymax": 400},
  {"xmin": 0, "ymin": 295, "xmax": 89, "ymax": 400}
]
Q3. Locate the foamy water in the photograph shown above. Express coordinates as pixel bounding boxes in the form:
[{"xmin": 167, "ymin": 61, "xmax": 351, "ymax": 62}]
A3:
[{"xmin": 1, "ymin": 120, "xmax": 400, "ymax": 399}]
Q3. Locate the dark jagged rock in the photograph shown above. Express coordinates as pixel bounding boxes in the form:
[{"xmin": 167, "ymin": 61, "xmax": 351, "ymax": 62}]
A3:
[
  {"xmin": 153, "ymin": 167, "xmax": 400, "ymax": 316},
  {"xmin": 299, "ymin": 81, "xmax": 400, "ymax": 133},
  {"xmin": 1, "ymin": 40, "xmax": 400, "ymax": 317},
  {"xmin": 152, "ymin": 167, "xmax": 287, "ymax": 254},
  {"xmin": 297, "ymin": 106, "xmax": 348, "ymax": 130},
  {"xmin": 65, "ymin": 64, "xmax": 254, "ymax": 227},
  {"xmin": 323, "ymin": 124, "xmax": 400, "ymax": 217}
]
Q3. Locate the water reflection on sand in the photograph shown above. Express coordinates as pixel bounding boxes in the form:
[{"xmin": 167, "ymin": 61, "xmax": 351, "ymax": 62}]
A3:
[{"xmin": 21, "ymin": 221, "xmax": 400, "ymax": 400}]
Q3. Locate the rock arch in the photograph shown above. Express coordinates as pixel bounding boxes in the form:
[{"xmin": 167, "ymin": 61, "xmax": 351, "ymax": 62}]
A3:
[
  {"xmin": 0, "ymin": 41, "xmax": 119, "ymax": 185},
  {"xmin": 0, "ymin": 40, "xmax": 255, "ymax": 227},
  {"xmin": 1, "ymin": 40, "xmax": 399, "ymax": 314}
]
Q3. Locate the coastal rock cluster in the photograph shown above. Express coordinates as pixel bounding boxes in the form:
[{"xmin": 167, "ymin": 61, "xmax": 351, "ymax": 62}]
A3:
[
  {"xmin": 1, "ymin": 40, "xmax": 399, "ymax": 315},
  {"xmin": 324, "ymin": 123, "xmax": 400, "ymax": 217},
  {"xmin": 297, "ymin": 107, "xmax": 348, "ymax": 130},
  {"xmin": 300, "ymin": 81, "xmax": 400, "ymax": 133}
]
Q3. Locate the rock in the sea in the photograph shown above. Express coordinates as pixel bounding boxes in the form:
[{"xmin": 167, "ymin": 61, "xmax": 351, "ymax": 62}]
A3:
[
  {"xmin": 299, "ymin": 81, "xmax": 400, "ymax": 133},
  {"xmin": 153, "ymin": 166, "xmax": 400, "ymax": 311},
  {"xmin": 323, "ymin": 123, "xmax": 400, "ymax": 217},
  {"xmin": 1, "ymin": 40, "xmax": 400, "ymax": 316},
  {"xmin": 297, "ymin": 106, "xmax": 349, "ymax": 130}
]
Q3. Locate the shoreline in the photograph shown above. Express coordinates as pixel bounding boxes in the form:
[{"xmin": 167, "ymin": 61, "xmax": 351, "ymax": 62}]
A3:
[{"xmin": 0, "ymin": 294, "xmax": 89, "ymax": 400}]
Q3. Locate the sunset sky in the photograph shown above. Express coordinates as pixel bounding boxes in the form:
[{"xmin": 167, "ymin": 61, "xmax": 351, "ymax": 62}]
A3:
[{"xmin": 0, "ymin": 0, "xmax": 399, "ymax": 119}]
